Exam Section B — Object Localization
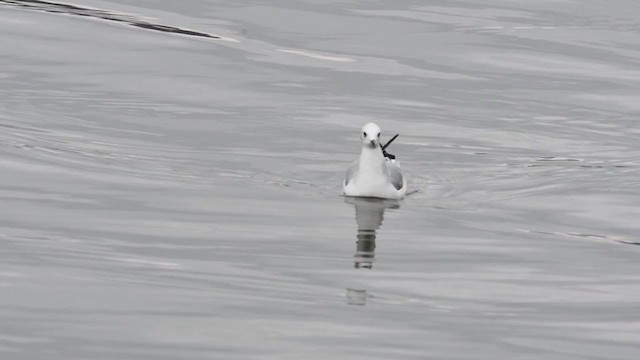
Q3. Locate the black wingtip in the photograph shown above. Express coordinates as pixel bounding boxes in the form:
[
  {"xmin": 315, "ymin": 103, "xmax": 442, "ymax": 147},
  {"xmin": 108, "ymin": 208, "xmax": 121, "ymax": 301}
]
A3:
[
  {"xmin": 382, "ymin": 149, "xmax": 396, "ymax": 160},
  {"xmin": 381, "ymin": 133, "xmax": 399, "ymax": 159},
  {"xmin": 382, "ymin": 134, "xmax": 399, "ymax": 151}
]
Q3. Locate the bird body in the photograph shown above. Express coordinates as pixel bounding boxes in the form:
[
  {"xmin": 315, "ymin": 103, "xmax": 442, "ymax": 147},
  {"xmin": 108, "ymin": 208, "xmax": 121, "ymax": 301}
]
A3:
[{"xmin": 343, "ymin": 123, "xmax": 406, "ymax": 200}]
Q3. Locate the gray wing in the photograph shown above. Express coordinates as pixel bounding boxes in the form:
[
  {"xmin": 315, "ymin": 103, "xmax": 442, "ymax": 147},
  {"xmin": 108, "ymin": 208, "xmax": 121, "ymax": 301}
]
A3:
[
  {"xmin": 385, "ymin": 160, "xmax": 404, "ymax": 190},
  {"xmin": 344, "ymin": 161, "xmax": 359, "ymax": 186}
]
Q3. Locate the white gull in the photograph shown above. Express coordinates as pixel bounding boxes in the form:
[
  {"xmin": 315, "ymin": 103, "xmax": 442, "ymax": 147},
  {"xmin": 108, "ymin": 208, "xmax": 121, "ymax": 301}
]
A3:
[{"xmin": 343, "ymin": 123, "xmax": 407, "ymax": 200}]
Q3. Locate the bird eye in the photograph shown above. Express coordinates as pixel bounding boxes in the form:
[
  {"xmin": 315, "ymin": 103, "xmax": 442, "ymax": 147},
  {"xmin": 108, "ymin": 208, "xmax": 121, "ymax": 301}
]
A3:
[
  {"xmin": 363, "ymin": 132, "xmax": 367, "ymax": 137},
  {"xmin": 377, "ymin": 132, "xmax": 380, "ymax": 138}
]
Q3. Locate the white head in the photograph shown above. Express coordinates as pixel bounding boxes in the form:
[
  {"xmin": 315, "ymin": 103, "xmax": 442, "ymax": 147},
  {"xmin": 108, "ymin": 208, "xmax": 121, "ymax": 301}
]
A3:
[{"xmin": 361, "ymin": 122, "xmax": 381, "ymax": 149}]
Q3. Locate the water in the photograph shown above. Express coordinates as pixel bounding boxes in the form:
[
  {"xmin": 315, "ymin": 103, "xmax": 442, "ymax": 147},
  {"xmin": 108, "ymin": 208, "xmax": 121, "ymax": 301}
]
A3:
[{"xmin": 1, "ymin": 1, "xmax": 639, "ymax": 358}]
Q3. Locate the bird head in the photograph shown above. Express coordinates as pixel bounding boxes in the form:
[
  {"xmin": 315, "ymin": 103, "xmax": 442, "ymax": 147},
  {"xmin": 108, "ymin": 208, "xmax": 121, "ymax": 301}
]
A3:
[{"xmin": 361, "ymin": 123, "xmax": 381, "ymax": 149}]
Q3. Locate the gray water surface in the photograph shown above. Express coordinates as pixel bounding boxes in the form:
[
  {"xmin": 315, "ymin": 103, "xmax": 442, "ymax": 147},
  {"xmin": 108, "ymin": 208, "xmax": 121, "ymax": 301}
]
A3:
[{"xmin": 1, "ymin": 1, "xmax": 640, "ymax": 359}]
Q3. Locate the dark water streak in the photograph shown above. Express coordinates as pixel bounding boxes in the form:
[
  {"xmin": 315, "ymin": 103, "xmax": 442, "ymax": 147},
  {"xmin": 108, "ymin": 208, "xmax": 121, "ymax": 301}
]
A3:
[{"xmin": 0, "ymin": 0, "xmax": 220, "ymax": 39}]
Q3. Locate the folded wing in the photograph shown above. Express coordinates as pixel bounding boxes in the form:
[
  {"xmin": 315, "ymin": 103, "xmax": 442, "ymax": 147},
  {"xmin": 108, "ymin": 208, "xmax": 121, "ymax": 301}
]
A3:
[
  {"xmin": 344, "ymin": 161, "xmax": 359, "ymax": 186},
  {"xmin": 385, "ymin": 160, "xmax": 404, "ymax": 190}
]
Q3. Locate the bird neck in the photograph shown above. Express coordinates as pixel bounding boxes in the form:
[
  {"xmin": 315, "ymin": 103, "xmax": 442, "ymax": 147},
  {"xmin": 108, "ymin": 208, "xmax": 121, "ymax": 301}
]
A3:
[{"xmin": 359, "ymin": 144, "xmax": 385, "ymax": 174}]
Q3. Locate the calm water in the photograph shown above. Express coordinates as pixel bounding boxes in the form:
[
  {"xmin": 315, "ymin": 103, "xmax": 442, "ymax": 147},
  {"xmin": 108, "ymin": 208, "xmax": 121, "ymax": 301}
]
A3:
[{"xmin": 1, "ymin": 1, "xmax": 639, "ymax": 359}]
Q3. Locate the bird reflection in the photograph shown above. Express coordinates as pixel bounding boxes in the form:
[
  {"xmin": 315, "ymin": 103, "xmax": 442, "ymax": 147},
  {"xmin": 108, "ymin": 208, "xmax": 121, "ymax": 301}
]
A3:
[{"xmin": 344, "ymin": 197, "xmax": 400, "ymax": 269}]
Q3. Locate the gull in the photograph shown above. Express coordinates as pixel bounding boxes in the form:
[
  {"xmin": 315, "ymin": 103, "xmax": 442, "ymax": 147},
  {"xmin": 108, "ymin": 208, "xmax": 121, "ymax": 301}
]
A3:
[{"xmin": 343, "ymin": 123, "xmax": 407, "ymax": 199}]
